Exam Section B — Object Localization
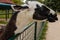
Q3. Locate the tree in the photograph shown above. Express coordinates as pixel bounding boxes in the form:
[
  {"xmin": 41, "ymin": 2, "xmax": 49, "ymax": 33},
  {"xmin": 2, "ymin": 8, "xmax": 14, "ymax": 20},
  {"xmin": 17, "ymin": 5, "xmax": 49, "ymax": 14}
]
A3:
[
  {"xmin": 38, "ymin": 0, "xmax": 60, "ymax": 12},
  {"xmin": 44, "ymin": 0, "xmax": 60, "ymax": 11}
]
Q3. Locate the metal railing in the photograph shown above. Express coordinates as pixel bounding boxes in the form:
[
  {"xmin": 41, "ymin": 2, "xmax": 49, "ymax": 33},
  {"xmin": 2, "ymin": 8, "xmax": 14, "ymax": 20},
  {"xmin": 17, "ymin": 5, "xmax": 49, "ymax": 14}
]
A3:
[{"xmin": 9, "ymin": 21, "xmax": 46, "ymax": 40}]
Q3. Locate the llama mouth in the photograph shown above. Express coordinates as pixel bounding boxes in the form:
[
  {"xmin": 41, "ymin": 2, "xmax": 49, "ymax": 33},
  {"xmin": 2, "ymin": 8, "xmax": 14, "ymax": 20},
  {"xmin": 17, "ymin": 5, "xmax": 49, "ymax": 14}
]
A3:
[{"xmin": 47, "ymin": 17, "xmax": 58, "ymax": 22}]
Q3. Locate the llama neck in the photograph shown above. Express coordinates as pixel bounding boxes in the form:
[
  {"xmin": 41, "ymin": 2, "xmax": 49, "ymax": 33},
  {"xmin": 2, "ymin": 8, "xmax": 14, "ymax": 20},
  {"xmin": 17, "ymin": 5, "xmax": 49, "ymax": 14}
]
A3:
[
  {"xmin": 6, "ymin": 11, "xmax": 19, "ymax": 32},
  {"xmin": 15, "ymin": 9, "xmax": 34, "ymax": 34}
]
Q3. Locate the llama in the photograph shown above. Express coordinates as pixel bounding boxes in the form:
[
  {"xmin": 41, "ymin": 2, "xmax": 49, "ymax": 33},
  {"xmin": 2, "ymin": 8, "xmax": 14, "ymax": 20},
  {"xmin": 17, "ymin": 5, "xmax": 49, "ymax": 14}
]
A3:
[{"xmin": 0, "ymin": 1, "xmax": 58, "ymax": 40}]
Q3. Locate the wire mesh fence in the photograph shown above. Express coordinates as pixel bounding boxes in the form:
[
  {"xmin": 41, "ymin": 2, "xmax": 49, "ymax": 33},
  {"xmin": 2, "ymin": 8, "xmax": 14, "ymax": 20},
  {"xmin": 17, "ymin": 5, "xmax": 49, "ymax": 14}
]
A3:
[{"xmin": 9, "ymin": 21, "xmax": 46, "ymax": 40}]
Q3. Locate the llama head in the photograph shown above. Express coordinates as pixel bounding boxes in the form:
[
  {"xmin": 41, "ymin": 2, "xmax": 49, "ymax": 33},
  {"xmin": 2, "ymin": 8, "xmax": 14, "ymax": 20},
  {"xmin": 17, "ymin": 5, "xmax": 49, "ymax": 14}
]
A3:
[
  {"xmin": 33, "ymin": 4, "xmax": 58, "ymax": 22},
  {"xmin": 26, "ymin": 1, "xmax": 58, "ymax": 22}
]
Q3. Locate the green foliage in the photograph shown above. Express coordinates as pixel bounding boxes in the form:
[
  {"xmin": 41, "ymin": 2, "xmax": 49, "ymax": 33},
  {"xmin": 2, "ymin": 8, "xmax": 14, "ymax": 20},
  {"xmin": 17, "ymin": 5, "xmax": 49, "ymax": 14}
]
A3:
[
  {"xmin": 44, "ymin": 0, "xmax": 60, "ymax": 11},
  {"xmin": 12, "ymin": 0, "xmax": 23, "ymax": 5},
  {"xmin": 37, "ymin": 0, "xmax": 45, "ymax": 3},
  {"xmin": 39, "ymin": 21, "xmax": 48, "ymax": 40},
  {"xmin": 0, "ymin": 21, "xmax": 7, "ymax": 24},
  {"xmin": 38, "ymin": 0, "xmax": 60, "ymax": 12},
  {"xmin": 0, "ymin": 10, "xmax": 12, "ymax": 24},
  {"xmin": 0, "ymin": 14, "xmax": 12, "ymax": 19}
]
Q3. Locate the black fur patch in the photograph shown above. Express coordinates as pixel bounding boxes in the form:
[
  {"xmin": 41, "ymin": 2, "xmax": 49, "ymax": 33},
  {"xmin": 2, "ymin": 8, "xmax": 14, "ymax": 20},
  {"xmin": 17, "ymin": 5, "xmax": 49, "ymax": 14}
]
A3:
[
  {"xmin": 13, "ymin": 5, "xmax": 29, "ymax": 10},
  {"xmin": 33, "ymin": 4, "xmax": 50, "ymax": 20},
  {"xmin": 53, "ymin": 14, "xmax": 58, "ymax": 20}
]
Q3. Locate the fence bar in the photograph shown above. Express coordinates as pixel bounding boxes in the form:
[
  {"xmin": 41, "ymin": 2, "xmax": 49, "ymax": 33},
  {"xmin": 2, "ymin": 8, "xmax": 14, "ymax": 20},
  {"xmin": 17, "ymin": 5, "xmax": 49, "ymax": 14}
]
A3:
[
  {"xmin": 6, "ymin": 9, "xmax": 10, "ymax": 20},
  {"xmin": 34, "ymin": 22, "xmax": 37, "ymax": 40}
]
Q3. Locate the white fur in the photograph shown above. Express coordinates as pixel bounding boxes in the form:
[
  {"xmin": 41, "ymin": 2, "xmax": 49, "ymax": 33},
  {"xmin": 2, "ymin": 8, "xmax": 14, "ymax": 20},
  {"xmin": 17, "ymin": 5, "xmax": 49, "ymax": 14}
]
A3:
[
  {"xmin": 27, "ymin": 1, "xmax": 44, "ymax": 9},
  {"xmin": 21, "ymin": 1, "xmax": 44, "ymax": 10},
  {"xmin": 15, "ymin": 9, "xmax": 35, "ymax": 34}
]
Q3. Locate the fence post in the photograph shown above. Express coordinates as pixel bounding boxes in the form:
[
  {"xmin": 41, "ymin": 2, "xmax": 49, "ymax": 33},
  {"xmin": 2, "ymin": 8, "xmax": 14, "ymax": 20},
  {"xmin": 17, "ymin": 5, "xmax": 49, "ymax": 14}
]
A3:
[{"xmin": 34, "ymin": 22, "xmax": 37, "ymax": 40}]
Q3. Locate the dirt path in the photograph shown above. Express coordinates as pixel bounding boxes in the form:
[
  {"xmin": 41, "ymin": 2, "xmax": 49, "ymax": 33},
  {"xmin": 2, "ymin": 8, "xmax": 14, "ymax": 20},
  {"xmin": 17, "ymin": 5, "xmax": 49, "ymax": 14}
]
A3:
[{"xmin": 46, "ymin": 15, "xmax": 60, "ymax": 40}]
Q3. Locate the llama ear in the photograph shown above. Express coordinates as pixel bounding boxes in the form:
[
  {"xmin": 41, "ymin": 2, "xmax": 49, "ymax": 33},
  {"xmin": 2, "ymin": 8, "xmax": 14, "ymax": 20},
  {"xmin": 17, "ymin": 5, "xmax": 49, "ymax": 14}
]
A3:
[
  {"xmin": 14, "ymin": 5, "xmax": 29, "ymax": 9},
  {"xmin": 36, "ymin": 4, "xmax": 40, "ymax": 8},
  {"xmin": 36, "ymin": 4, "xmax": 44, "ymax": 11},
  {"xmin": 13, "ymin": 5, "xmax": 22, "ymax": 10},
  {"xmin": 35, "ymin": 4, "xmax": 42, "ymax": 11},
  {"xmin": 11, "ymin": 5, "xmax": 29, "ymax": 11}
]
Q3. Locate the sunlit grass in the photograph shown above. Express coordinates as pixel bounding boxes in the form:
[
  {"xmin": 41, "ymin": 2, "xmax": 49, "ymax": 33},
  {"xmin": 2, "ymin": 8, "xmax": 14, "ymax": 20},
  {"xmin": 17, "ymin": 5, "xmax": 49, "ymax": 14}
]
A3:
[{"xmin": 0, "ymin": 21, "xmax": 7, "ymax": 24}]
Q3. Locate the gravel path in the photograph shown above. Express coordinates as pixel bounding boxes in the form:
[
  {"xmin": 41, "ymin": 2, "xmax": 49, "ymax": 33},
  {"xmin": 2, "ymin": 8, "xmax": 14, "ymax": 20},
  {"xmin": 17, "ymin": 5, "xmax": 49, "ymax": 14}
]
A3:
[{"xmin": 46, "ymin": 15, "xmax": 60, "ymax": 40}]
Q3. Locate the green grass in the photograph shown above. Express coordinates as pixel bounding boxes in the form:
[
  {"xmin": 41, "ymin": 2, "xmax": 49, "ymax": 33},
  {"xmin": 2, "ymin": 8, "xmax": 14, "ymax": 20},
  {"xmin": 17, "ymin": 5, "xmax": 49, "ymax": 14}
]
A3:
[
  {"xmin": 0, "ymin": 14, "xmax": 12, "ymax": 24},
  {"xmin": 0, "ymin": 15, "xmax": 5, "ymax": 18},
  {"xmin": 0, "ymin": 14, "xmax": 12, "ymax": 18},
  {"xmin": 0, "ymin": 10, "xmax": 13, "ymax": 18},
  {"xmin": 39, "ymin": 21, "xmax": 48, "ymax": 40},
  {"xmin": 0, "ymin": 13, "xmax": 12, "ymax": 24},
  {"xmin": 0, "ymin": 10, "xmax": 13, "ymax": 24},
  {"xmin": 0, "ymin": 21, "xmax": 7, "ymax": 24}
]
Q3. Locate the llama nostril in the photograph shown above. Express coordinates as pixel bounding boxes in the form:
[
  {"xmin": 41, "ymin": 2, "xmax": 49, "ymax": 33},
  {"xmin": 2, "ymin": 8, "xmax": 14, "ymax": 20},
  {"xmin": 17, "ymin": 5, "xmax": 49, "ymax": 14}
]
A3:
[
  {"xmin": 55, "ymin": 17, "xmax": 58, "ymax": 21},
  {"xmin": 47, "ymin": 17, "xmax": 55, "ymax": 22}
]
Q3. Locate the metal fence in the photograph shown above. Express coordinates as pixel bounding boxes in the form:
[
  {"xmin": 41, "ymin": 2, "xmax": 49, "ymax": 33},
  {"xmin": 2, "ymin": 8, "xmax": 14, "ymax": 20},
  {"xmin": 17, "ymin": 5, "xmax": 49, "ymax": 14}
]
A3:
[{"xmin": 9, "ymin": 21, "xmax": 46, "ymax": 40}]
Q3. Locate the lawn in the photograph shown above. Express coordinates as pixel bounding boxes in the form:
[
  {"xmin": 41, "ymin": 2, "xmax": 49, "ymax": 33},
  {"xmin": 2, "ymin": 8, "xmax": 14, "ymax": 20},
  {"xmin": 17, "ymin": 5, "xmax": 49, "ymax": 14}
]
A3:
[
  {"xmin": 0, "ymin": 14, "xmax": 12, "ymax": 19},
  {"xmin": 0, "ymin": 14, "xmax": 12, "ymax": 24},
  {"xmin": 0, "ymin": 21, "xmax": 7, "ymax": 24}
]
